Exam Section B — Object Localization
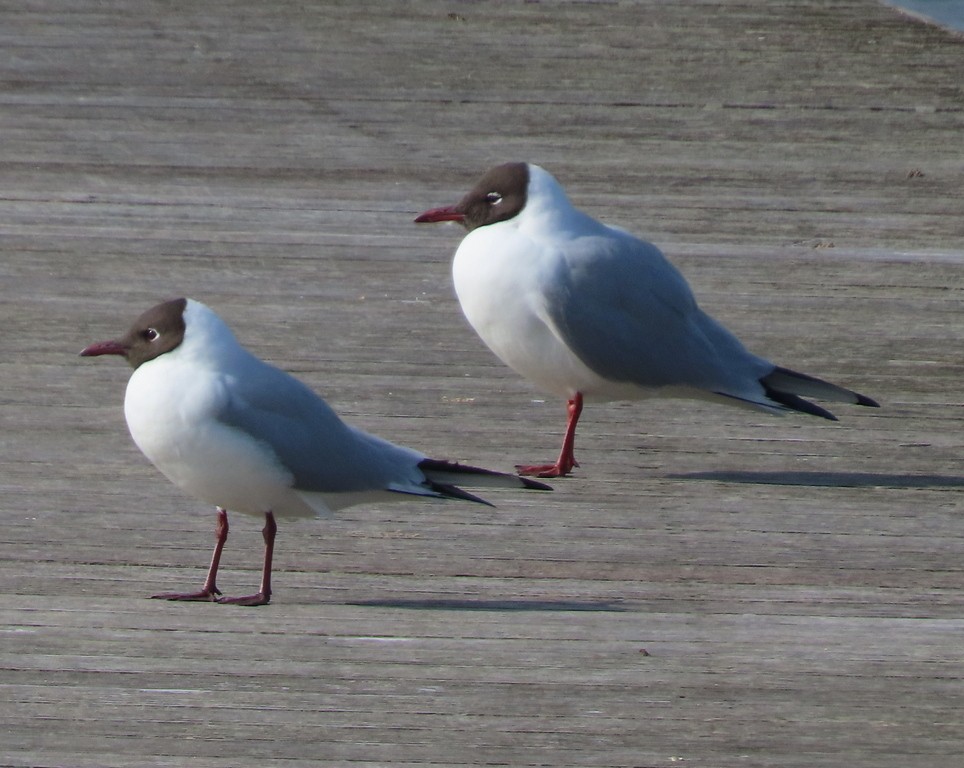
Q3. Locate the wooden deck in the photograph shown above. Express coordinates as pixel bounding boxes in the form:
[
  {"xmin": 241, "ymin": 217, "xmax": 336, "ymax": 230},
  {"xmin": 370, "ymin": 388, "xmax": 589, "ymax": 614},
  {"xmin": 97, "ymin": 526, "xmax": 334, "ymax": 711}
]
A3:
[{"xmin": 1, "ymin": 1, "xmax": 962, "ymax": 766}]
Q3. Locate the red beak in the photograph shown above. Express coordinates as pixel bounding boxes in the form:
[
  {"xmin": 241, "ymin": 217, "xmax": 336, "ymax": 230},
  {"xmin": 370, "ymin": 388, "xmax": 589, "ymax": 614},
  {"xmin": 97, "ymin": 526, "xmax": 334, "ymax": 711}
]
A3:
[
  {"xmin": 414, "ymin": 205, "xmax": 465, "ymax": 224},
  {"xmin": 80, "ymin": 339, "xmax": 128, "ymax": 358}
]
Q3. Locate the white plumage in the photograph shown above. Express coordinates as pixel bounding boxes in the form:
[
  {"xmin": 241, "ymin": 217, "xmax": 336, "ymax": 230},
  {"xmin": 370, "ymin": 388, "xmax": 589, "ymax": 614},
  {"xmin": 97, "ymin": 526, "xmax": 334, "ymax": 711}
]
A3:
[
  {"xmin": 417, "ymin": 162, "xmax": 878, "ymax": 477},
  {"xmin": 82, "ymin": 298, "xmax": 549, "ymax": 604}
]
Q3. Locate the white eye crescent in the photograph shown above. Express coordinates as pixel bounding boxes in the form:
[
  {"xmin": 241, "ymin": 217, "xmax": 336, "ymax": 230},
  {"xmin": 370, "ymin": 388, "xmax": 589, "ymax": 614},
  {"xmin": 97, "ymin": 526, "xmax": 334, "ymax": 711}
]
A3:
[
  {"xmin": 144, "ymin": 327, "xmax": 160, "ymax": 342},
  {"xmin": 484, "ymin": 191, "xmax": 503, "ymax": 205}
]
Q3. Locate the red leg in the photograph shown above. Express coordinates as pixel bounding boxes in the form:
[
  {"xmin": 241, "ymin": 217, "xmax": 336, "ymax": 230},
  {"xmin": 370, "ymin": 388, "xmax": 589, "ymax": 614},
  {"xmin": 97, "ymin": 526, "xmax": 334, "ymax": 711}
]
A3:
[
  {"xmin": 517, "ymin": 393, "xmax": 584, "ymax": 478},
  {"xmin": 152, "ymin": 507, "xmax": 228, "ymax": 601},
  {"xmin": 217, "ymin": 511, "xmax": 276, "ymax": 606}
]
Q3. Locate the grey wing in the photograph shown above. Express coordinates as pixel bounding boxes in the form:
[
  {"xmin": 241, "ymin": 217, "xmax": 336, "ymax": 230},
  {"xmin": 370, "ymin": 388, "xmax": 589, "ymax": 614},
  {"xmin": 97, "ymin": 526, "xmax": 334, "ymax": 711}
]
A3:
[
  {"xmin": 215, "ymin": 355, "xmax": 424, "ymax": 494},
  {"xmin": 542, "ymin": 232, "xmax": 772, "ymax": 392}
]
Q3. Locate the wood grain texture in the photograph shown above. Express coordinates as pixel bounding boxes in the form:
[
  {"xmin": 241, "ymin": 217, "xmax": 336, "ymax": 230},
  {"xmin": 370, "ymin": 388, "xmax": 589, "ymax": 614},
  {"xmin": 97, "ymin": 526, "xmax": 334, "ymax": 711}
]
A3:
[{"xmin": 1, "ymin": 1, "xmax": 962, "ymax": 766}]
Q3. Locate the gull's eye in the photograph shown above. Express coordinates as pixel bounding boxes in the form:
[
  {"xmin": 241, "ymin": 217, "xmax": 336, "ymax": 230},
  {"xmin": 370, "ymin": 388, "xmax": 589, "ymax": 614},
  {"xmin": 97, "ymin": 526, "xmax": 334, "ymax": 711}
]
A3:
[
  {"xmin": 143, "ymin": 327, "xmax": 160, "ymax": 342},
  {"xmin": 484, "ymin": 191, "xmax": 503, "ymax": 205}
]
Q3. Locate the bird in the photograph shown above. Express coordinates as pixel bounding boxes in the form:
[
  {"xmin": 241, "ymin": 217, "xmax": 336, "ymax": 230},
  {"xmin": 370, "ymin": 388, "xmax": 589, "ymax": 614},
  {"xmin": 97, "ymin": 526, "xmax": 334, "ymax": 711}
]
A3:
[
  {"xmin": 80, "ymin": 298, "xmax": 550, "ymax": 605},
  {"xmin": 415, "ymin": 161, "xmax": 879, "ymax": 478}
]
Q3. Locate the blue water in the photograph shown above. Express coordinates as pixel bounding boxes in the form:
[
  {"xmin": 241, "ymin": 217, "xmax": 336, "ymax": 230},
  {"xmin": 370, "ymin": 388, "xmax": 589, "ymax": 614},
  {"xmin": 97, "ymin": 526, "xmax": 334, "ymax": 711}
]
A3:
[{"xmin": 885, "ymin": 0, "xmax": 964, "ymax": 31}]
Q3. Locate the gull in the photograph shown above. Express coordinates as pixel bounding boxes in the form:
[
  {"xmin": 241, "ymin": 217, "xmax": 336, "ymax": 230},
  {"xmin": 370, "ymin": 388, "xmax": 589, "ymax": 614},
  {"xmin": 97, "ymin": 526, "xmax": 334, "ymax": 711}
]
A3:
[
  {"xmin": 415, "ymin": 162, "xmax": 879, "ymax": 477},
  {"xmin": 81, "ymin": 298, "xmax": 550, "ymax": 605}
]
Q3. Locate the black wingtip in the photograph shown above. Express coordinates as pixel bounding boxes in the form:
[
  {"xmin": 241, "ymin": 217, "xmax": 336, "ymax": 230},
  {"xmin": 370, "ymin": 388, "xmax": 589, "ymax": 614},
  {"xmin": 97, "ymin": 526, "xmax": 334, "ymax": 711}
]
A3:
[
  {"xmin": 518, "ymin": 476, "xmax": 553, "ymax": 491},
  {"xmin": 762, "ymin": 366, "xmax": 880, "ymax": 412},
  {"xmin": 425, "ymin": 480, "xmax": 495, "ymax": 507},
  {"xmin": 763, "ymin": 385, "xmax": 839, "ymax": 421},
  {"xmin": 418, "ymin": 458, "xmax": 553, "ymax": 491}
]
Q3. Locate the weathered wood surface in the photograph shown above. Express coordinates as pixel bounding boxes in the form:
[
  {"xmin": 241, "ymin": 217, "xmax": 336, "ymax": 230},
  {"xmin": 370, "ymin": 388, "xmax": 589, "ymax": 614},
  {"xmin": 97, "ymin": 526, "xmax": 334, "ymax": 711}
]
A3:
[{"xmin": 1, "ymin": 1, "xmax": 962, "ymax": 766}]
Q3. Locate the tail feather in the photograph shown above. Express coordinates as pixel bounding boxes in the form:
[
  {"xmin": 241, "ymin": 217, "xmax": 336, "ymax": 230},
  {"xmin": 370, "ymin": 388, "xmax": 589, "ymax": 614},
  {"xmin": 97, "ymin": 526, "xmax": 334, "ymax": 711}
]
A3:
[{"xmin": 760, "ymin": 365, "xmax": 880, "ymax": 419}]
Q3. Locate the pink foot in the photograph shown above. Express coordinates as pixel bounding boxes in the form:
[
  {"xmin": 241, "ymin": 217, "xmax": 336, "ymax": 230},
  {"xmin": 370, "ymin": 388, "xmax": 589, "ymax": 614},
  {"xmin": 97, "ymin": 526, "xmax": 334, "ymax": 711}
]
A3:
[
  {"xmin": 150, "ymin": 510, "xmax": 275, "ymax": 607},
  {"xmin": 518, "ymin": 394, "xmax": 584, "ymax": 478},
  {"xmin": 151, "ymin": 508, "xmax": 228, "ymax": 602}
]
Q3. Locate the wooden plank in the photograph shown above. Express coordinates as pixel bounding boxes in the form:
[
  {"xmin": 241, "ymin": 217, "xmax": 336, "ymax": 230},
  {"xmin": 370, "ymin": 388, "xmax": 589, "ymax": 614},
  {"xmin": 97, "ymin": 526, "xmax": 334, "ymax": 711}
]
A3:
[{"xmin": 1, "ymin": 1, "xmax": 962, "ymax": 767}]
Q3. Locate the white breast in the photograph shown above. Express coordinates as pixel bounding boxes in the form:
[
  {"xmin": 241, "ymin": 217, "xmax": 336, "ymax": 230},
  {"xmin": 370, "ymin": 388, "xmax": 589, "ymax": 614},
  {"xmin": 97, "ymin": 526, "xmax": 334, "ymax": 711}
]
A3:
[
  {"xmin": 123, "ymin": 355, "xmax": 316, "ymax": 519},
  {"xmin": 452, "ymin": 223, "xmax": 621, "ymax": 401}
]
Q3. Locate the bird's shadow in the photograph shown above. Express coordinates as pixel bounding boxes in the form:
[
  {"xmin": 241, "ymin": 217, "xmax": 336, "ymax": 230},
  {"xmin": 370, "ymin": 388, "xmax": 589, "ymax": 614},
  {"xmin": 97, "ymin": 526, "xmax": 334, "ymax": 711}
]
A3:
[
  {"xmin": 347, "ymin": 598, "xmax": 627, "ymax": 612},
  {"xmin": 668, "ymin": 470, "xmax": 964, "ymax": 489}
]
